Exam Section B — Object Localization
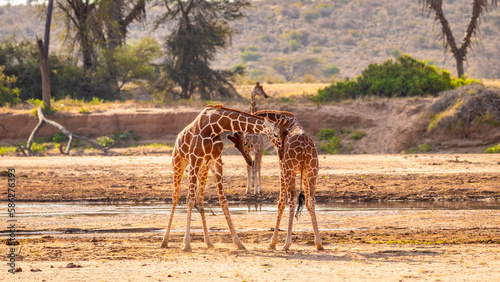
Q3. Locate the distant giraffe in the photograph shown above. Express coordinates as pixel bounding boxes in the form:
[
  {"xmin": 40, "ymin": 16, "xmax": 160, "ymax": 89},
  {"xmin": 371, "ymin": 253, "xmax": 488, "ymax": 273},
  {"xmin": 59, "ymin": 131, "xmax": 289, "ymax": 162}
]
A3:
[
  {"xmin": 244, "ymin": 82, "xmax": 269, "ymax": 194},
  {"xmin": 160, "ymin": 105, "xmax": 289, "ymax": 252},
  {"xmin": 229, "ymin": 110, "xmax": 324, "ymax": 251}
]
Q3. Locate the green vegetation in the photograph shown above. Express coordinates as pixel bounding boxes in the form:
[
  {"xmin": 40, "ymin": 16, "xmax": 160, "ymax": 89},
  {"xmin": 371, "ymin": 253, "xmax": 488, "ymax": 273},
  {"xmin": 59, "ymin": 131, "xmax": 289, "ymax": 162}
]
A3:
[
  {"xmin": 312, "ymin": 55, "xmax": 480, "ymax": 102},
  {"xmin": 240, "ymin": 46, "xmax": 261, "ymax": 63},
  {"xmin": 0, "ymin": 66, "xmax": 20, "ymax": 107},
  {"xmin": 0, "ymin": 146, "xmax": 16, "ymax": 156},
  {"xmin": 484, "ymin": 144, "xmax": 500, "ymax": 153},
  {"xmin": 316, "ymin": 128, "xmax": 336, "ymax": 140},
  {"xmin": 418, "ymin": 143, "xmax": 432, "ymax": 153},
  {"xmin": 350, "ymin": 130, "xmax": 366, "ymax": 140},
  {"xmin": 317, "ymin": 128, "xmax": 342, "ymax": 154}
]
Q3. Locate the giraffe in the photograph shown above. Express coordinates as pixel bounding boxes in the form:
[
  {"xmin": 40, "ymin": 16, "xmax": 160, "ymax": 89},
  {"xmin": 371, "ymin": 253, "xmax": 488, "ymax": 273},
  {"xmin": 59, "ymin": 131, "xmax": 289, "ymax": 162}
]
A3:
[
  {"xmin": 228, "ymin": 110, "xmax": 324, "ymax": 251},
  {"xmin": 243, "ymin": 82, "xmax": 269, "ymax": 194},
  {"xmin": 160, "ymin": 105, "xmax": 289, "ymax": 252}
]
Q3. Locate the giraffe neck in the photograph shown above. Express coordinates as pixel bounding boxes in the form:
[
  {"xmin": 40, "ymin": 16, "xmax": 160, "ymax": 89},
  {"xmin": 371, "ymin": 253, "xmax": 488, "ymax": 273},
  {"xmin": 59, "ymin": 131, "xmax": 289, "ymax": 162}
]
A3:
[
  {"xmin": 250, "ymin": 92, "xmax": 257, "ymax": 114},
  {"xmin": 204, "ymin": 107, "xmax": 272, "ymax": 136}
]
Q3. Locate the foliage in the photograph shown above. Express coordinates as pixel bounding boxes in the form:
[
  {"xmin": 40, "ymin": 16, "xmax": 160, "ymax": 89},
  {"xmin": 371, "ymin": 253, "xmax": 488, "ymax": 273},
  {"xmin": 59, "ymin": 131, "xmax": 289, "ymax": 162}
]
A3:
[
  {"xmin": 0, "ymin": 146, "xmax": 16, "ymax": 156},
  {"xmin": 0, "ymin": 37, "xmax": 111, "ymax": 101},
  {"xmin": 270, "ymin": 55, "xmax": 322, "ymax": 81},
  {"xmin": 112, "ymin": 37, "xmax": 163, "ymax": 90},
  {"xmin": 320, "ymin": 136, "xmax": 342, "ymax": 154},
  {"xmin": 350, "ymin": 130, "xmax": 366, "ymax": 140},
  {"xmin": 0, "ymin": 66, "xmax": 20, "ymax": 107},
  {"xmin": 323, "ymin": 64, "xmax": 340, "ymax": 77},
  {"xmin": 52, "ymin": 132, "xmax": 68, "ymax": 143},
  {"xmin": 155, "ymin": 0, "xmax": 248, "ymax": 100},
  {"xmin": 97, "ymin": 136, "xmax": 114, "ymax": 147},
  {"xmin": 302, "ymin": 10, "xmax": 320, "ymax": 23},
  {"xmin": 484, "ymin": 144, "xmax": 500, "ymax": 153},
  {"xmin": 317, "ymin": 128, "xmax": 336, "ymax": 140},
  {"xmin": 240, "ymin": 46, "xmax": 261, "ymax": 63},
  {"xmin": 312, "ymin": 55, "xmax": 479, "ymax": 102},
  {"xmin": 418, "ymin": 143, "xmax": 432, "ymax": 153},
  {"xmin": 317, "ymin": 128, "xmax": 342, "ymax": 154}
]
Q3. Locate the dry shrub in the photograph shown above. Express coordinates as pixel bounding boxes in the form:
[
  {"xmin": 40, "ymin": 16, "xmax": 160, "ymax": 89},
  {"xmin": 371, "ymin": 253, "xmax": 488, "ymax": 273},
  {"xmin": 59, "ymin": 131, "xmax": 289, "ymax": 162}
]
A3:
[{"xmin": 428, "ymin": 84, "xmax": 500, "ymax": 132}]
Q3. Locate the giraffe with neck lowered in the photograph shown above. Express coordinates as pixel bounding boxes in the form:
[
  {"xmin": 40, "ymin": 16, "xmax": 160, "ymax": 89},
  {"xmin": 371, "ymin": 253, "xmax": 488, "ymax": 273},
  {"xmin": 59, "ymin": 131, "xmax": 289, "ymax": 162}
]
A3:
[
  {"xmin": 244, "ymin": 82, "xmax": 269, "ymax": 194},
  {"xmin": 229, "ymin": 110, "xmax": 324, "ymax": 251},
  {"xmin": 160, "ymin": 105, "xmax": 288, "ymax": 252}
]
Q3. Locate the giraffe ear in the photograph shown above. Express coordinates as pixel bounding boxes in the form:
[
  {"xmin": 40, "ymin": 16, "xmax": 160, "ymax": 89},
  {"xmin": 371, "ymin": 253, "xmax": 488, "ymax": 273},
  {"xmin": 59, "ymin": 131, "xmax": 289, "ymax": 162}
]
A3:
[{"xmin": 256, "ymin": 82, "xmax": 260, "ymax": 87}]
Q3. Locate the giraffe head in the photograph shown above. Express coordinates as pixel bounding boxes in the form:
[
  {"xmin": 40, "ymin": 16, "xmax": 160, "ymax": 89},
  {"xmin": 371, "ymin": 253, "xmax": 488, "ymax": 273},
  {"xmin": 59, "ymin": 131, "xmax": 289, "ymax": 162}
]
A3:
[
  {"xmin": 227, "ymin": 132, "xmax": 253, "ymax": 167},
  {"xmin": 251, "ymin": 82, "xmax": 269, "ymax": 99},
  {"xmin": 228, "ymin": 117, "xmax": 291, "ymax": 162},
  {"xmin": 268, "ymin": 117, "xmax": 292, "ymax": 161}
]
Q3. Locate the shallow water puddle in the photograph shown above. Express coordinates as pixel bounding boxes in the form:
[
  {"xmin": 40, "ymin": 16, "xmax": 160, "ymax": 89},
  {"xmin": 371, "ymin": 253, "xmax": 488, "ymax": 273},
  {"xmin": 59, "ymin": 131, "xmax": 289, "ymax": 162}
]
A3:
[{"xmin": 2, "ymin": 201, "xmax": 498, "ymax": 237}]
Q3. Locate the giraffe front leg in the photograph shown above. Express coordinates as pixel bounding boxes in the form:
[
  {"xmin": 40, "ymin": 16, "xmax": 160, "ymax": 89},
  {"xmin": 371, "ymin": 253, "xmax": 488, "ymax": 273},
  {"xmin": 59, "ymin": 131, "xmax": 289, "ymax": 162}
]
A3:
[
  {"xmin": 246, "ymin": 164, "xmax": 252, "ymax": 194},
  {"xmin": 161, "ymin": 155, "xmax": 186, "ymax": 248},
  {"xmin": 269, "ymin": 168, "xmax": 287, "ymax": 250},
  {"xmin": 213, "ymin": 157, "xmax": 246, "ymax": 250},
  {"xmin": 197, "ymin": 164, "xmax": 214, "ymax": 249}
]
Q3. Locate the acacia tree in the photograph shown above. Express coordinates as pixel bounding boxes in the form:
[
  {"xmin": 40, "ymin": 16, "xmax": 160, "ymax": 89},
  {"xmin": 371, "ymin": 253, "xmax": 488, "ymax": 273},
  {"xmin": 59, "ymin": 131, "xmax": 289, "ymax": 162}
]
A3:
[
  {"xmin": 420, "ymin": 0, "xmax": 498, "ymax": 78},
  {"xmin": 56, "ymin": 0, "xmax": 147, "ymax": 93},
  {"xmin": 154, "ymin": 0, "xmax": 249, "ymax": 100}
]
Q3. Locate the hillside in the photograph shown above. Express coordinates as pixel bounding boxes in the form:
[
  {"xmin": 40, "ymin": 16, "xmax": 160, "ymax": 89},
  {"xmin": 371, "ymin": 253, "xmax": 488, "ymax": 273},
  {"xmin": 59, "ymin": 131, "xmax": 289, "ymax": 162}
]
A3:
[{"xmin": 1, "ymin": 0, "xmax": 499, "ymax": 82}]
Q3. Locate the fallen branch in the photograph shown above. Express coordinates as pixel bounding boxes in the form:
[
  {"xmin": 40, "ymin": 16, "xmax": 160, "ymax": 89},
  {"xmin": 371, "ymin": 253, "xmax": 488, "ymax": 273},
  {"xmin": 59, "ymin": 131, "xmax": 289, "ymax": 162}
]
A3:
[{"xmin": 20, "ymin": 107, "xmax": 114, "ymax": 156}]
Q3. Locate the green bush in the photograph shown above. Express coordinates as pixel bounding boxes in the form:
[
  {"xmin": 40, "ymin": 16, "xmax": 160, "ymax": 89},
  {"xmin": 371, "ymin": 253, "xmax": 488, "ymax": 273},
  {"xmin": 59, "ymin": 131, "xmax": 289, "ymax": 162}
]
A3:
[
  {"xmin": 320, "ymin": 136, "xmax": 342, "ymax": 154},
  {"xmin": 350, "ymin": 130, "xmax": 366, "ymax": 140},
  {"xmin": 311, "ymin": 46, "xmax": 322, "ymax": 54},
  {"xmin": 97, "ymin": 136, "xmax": 114, "ymax": 147},
  {"xmin": 302, "ymin": 10, "xmax": 320, "ymax": 22},
  {"xmin": 0, "ymin": 66, "xmax": 20, "ymax": 107},
  {"xmin": 311, "ymin": 55, "xmax": 478, "ymax": 102},
  {"xmin": 317, "ymin": 128, "xmax": 336, "ymax": 140},
  {"xmin": 484, "ymin": 144, "xmax": 500, "ymax": 153},
  {"xmin": 240, "ymin": 51, "xmax": 260, "ymax": 63},
  {"xmin": 418, "ymin": 143, "xmax": 432, "ymax": 153},
  {"xmin": 323, "ymin": 64, "xmax": 340, "ymax": 77},
  {"xmin": 52, "ymin": 132, "xmax": 68, "ymax": 143},
  {"xmin": 289, "ymin": 40, "xmax": 300, "ymax": 51}
]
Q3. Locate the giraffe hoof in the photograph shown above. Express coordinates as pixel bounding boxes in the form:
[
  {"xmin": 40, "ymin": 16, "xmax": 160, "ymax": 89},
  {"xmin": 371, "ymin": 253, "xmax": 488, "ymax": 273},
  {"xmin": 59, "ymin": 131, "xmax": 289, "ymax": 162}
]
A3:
[
  {"xmin": 237, "ymin": 244, "xmax": 247, "ymax": 250},
  {"xmin": 316, "ymin": 244, "xmax": 325, "ymax": 251},
  {"xmin": 160, "ymin": 242, "xmax": 168, "ymax": 248},
  {"xmin": 206, "ymin": 243, "xmax": 215, "ymax": 249},
  {"xmin": 268, "ymin": 244, "xmax": 276, "ymax": 250},
  {"xmin": 181, "ymin": 245, "xmax": 192, "ymax": 252}
]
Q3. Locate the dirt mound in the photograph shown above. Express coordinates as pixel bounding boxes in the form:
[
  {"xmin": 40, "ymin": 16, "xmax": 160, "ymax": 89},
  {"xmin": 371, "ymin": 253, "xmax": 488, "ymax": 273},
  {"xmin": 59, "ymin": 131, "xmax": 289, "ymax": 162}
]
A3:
[{"xmin": 424, "ymin": 85, "xmax": 500, "ymax": 152}]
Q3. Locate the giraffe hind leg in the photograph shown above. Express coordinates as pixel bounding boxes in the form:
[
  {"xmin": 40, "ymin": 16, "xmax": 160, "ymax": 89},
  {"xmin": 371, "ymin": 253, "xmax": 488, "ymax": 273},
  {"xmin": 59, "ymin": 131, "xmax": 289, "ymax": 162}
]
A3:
[
  {"xmin": 303, "ymin": 171, "xmax": 324, "ymax": 251},
  {"xmin": 197, "ymin": 164, "xmax": 214, "ymax": 249}
]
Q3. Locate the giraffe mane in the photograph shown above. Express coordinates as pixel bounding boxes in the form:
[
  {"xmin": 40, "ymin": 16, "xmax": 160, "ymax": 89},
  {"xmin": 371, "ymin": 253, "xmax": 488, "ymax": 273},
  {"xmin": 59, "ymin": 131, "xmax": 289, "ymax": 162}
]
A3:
[
  {"xmin": 205, "ymin": 104, "xmax": 267, "ymax": 121},
  {"xmin": 253, "ymin": 110, "xmax": 295, "ymax": 117}
]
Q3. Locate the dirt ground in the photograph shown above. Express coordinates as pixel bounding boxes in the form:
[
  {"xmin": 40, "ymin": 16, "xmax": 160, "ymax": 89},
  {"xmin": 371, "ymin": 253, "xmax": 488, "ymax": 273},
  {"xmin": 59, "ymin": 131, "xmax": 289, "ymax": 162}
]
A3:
[{"xmin": 2, "ymin": 153, "xmax": 500, "ymax": 281}]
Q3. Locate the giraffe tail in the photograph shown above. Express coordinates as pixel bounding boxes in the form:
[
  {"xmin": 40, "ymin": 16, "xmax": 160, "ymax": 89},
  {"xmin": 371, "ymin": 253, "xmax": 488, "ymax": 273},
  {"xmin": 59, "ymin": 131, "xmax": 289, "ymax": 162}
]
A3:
[{"xmin": 295, "ymin": 165, "xmax": 305, "ymax": 219}]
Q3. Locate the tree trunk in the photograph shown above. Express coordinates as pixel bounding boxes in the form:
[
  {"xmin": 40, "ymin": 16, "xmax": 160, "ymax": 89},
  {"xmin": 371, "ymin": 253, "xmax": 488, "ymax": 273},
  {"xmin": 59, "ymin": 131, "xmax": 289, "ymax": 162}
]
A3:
[
  {"xmin": 455, "ymin": 56, "xmax": 465, "ymax": 78},
  {"xmin": 44, "ymin": 0, "xmax": 54, "ymax": 58},
  {"xmin": 37, "ymin": 39, "xmax": 51, "ymax": 109}
]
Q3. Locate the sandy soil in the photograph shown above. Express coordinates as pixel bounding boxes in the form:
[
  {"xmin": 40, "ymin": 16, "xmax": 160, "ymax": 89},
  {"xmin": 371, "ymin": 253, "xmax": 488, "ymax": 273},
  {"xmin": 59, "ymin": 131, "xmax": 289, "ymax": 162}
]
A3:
[{"xmin": 2, "ymin": 153, "xmax": 500, "ymax": 281}]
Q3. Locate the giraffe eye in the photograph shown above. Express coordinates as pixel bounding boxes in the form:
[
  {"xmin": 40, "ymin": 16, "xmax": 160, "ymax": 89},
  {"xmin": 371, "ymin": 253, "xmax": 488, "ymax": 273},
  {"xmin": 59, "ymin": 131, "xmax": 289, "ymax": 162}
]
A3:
[{"xmin": 274, "ymin": 133, "xmax": 278, "ymax": 138}]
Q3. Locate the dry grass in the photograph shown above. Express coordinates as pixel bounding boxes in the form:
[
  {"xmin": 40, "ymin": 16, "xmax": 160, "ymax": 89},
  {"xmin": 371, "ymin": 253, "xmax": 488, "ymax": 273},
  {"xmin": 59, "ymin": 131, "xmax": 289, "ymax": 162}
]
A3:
[
  {"xmin": 482, "ymin": 79, "xmax": 500, "ymax": 89},
  {"xmin": 234, "ymin": 83, "xmax": 329, "ymax": 99}
]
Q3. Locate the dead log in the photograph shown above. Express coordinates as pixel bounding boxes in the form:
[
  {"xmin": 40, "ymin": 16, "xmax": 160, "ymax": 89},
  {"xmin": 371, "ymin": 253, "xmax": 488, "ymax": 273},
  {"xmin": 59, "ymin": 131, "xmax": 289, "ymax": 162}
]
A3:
[{"xmin": 19, "ymin": 107, "xmax": 114, "ymax": 156}]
